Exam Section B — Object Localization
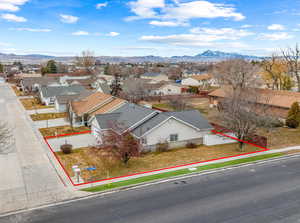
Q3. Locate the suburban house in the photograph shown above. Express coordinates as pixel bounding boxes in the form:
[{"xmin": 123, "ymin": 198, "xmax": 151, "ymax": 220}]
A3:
[
  {"xmin": 153, "ymin": 83, "xmax": 184, "ymax": 95},
  {"xmin": 91, "ymin": 103, "xmax": 213, "ymax": 151},
  {"xmin": 39, "ymin": 85, "xmax": 86, "ymax": 106},
  {"xmin": 54, "ymin": 91, "xmax": 93, "ymax": 112},
  {"xmin": 20, "ymin": 77, "xmax": 60, "ymax": 92},
  {"xmin": 208, "ymin": 88, "xmax": 300, "ymax": 120},
  {"xmin": 182, "ymin": 74, "xmax": 217, "ymax": 87},
  {"xmin": 140, "ymin": 72, "xmax": 169, "ymax": 83},
  {"xmin": 69, "ymin": 91, "xmax": 127, "ymax": 127}
]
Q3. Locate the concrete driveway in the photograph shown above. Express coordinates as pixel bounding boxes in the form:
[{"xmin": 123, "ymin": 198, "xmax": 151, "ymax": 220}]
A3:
[
  {"xmin": 33, "ymin": 118, "xmax": 70, "ymax": 129},
  {"xmin": 47, "ymin": 133, "xmax": 97, "ymax": 152},
  {"xmin": 26, "ymin": 108, "xmax": 57, "ymax": 115},
  {"xmin": 0, "ymin": 84, "xmax": 81, "ymax": 214}
]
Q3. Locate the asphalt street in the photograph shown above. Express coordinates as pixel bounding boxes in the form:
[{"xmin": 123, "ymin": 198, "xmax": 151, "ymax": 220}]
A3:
[{"xmin": 3, "ymin": 155, "xmax": 300, "ymax": 223}]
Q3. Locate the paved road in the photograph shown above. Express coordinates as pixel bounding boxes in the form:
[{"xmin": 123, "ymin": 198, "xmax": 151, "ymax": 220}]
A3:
[
  {"xmin": 3, "ymin": 155, "xmax": 300, "ymax": 223},
  {"xmin": 0, "ymin": 84, "xmax": 78, "ymax": 214}
]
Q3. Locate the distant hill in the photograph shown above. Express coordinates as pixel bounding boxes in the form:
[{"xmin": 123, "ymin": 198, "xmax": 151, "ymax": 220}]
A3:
[{"xmin": 0, "ymin": 50, "xmax": 264, "ymax": 64}]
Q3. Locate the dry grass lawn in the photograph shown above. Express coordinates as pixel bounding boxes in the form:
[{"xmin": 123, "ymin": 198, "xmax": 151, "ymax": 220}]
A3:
[
  {"xmin": 56, "ymin": 143, "xmax": 261, "ymax": 182},
  {"xmin": 20, "ymin": 98, "xmax": 53, "ymax": 110},
  {"xmin": 39, "ymin": 125, "xmax": 90, "ymax": 137},
  {"xmin": 11, "ymin": 85, "xmax": 24, "ymax": 96},
  {"xmin": 258, "ymin": 127, "xmax": 300, "ymax": 149},
  {"xmin": 31, "ymin": 112, "xmax": 67, "ymax": 121}
]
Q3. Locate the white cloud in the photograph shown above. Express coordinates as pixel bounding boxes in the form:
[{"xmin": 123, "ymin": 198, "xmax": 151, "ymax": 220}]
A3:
[
  {"xmin": 0, "ymin": 0, "xmax": 29, "ymax": 12},
  {"xmin": 140, "ymin": 26, "xmax": 253, "ymax": 47},
  {"xmin": 149, "ymin": 20, "xmax": 188, "ymax": 27},
  {"xmin": 259, "ymin": 32, "xmax": 293, "ymax": 41},
  {"xmin": 1, "ymin": 13, "xmax": 26, "ymax": 22},
  {"xmin": 241, "ymin": 24, "xmax": 253, "ymax": 28},
  {"xmin": 267, "ymin": 24, "xmax": 285, "ymax": 31},
  {"xmin": 190, "ymin": 27, "xmax": 254, "ymax": 39},
  {"xmin": 72, "ymin": 30, "xmax": 89, "ymax": 36},
  {"xmin": 126, "ymin": 0, "xmax": 245, "ymax": 25},
  {"xmin": 106, "ymin": 31, "xmax": 120, "ymax": 37},
  {"xmin": 96, "ymin": 2, "xmax": 108, "ymax": 9},
  {"xmin": 11, "ymin": 27, "xmax": 51, "ymax": 32},
  {"xmin": 60, "ymin": 14, "xmax": 79, "ymax": 24}
]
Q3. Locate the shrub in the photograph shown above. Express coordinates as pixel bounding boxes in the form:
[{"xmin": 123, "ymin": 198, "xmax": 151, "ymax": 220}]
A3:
[
  {"xmin": 286, "ymin": 118, "xmax": 299, "ymax": 129},
  {"xmin": 60, "ymin": 144, "xmax": 73, "ymax": 154},
  {"xmin": 186, "ymin": 142, "xmax": 197, "ymax": 148},
  {"xmin": 156, "ymin": 141, "xmax": 169, "ymax": 153}
]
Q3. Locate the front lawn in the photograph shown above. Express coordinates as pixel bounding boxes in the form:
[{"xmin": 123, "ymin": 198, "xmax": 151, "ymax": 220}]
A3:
[
  {"xmin": 40, "ymin": 125, "xmax": 90, "ymax": 137},
  {"xmin": 11, "ymin": 85, "xmax": 24, "ymax": 96},
  {"xmin": 31, "ymin": 112, "xmax": 67, "ymax": 121},
  {"xmin": 20, "ymin": 98, "xmax": 53, "ymax": 110},
  {"xmin": 56, "ymin": 143, "xmax": 262, "ymax": 183},
  {"xmin": 83, "ymin": 152, "xmax": 284, "ymax": 192}
]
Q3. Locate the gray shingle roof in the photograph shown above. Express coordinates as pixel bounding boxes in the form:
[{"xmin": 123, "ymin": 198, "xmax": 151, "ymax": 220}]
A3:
[
  {"xmin": 132, "ymin": 110, "xmax": 213, "ymax": 137},
  {"xmin": 141, "ymin": 72, "xmax": 162, "ymax": 77},
  {"xmin": 40, "ymin": 85, "xmax": 86, "ymax": 98},
  {"xmin": 95, "ymin": 103, "xmax": 157, "ymax": 131},
  {"xmin": 56, "ymin": 90, "xmax": 93, "ymax": 104},
  {"xmin": 95, "ymin": 103, "xmax": 213, "ymax": 137}
]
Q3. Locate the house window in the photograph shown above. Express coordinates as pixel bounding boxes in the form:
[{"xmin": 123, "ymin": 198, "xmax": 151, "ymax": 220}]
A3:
[
  {"xmin": 170, "ymin": 134, "xmax": 178, "ymax": 142},
  {"xmin": 141, "ymin": 137, "xmax": 147, "ymax": 144}
]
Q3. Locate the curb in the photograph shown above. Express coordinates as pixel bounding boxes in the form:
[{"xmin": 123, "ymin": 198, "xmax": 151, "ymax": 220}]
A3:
[{"xmin": 1, "ymin": 152, "xmax": 300, "ymax": 218}]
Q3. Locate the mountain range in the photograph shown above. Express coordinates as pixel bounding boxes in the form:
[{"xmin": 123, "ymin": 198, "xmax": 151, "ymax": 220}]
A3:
[{"xmin": 0, "ymin": 50, "xmax": 263, "ymax": 64}]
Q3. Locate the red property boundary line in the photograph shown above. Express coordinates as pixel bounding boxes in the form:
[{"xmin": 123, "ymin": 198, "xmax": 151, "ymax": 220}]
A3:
[{"xmin": 44, "ymin": 130, "xmax": 269, "ymax": 187}]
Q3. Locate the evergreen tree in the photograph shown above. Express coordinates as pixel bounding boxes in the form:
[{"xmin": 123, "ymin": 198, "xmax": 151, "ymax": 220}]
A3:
[
  {"xmin": 46, "ymin": 60, "xmax": 57, "ymax": 73},
  {"xmin": 0, "ymin": 63, "xmax": 3, "ymax": 73},
  {"xmin": 286, "ymin": 102, "xmax": 300, "ymax": 128}
]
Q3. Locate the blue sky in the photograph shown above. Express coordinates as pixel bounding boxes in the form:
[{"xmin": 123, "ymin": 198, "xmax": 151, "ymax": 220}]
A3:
[{"xmin": 0, "ymin": 0, "xmax": 300, "ymax": 57}]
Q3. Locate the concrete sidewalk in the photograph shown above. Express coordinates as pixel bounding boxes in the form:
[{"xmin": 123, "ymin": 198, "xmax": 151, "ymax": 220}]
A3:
[{"xmin": 0, "ymin": 84, "xmax": 83, "ymax": 214}]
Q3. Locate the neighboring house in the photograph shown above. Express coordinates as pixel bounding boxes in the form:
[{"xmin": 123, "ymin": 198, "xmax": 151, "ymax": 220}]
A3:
[
  {"xmin": 153, "ymin": 83, "xmax": 183, "ymax": 95},
  {"xmin": 91, "ymin": 103, "xmax": 213, "ymax": 151},
  {"xmin": 208, "ymin": 88, "xmax": 300, "ymax": 120},
  {"xmin": 54, "ymin": 91, "xmax": 93, "ymax": 112},
  {"xmin": 140, "ymin": 72, "xmax": 169, "ymax": 83},
  {"xmin": 20, "ymin": 77, "xmax": 60, "ymax": 92},
  {"xmin": 69, "ymin": 91, "xmax": 126, "ymax": 127},
  {"xmin": 96, "ymin": 83, "xmax": 111, "ymax": 94},
  {"xmin": 182, "ymin": 74, "xmax": 217, "ymax": 87},
  {"xmin": 39, "ymin": 85, "xmax": 86, "ymax": 106}
]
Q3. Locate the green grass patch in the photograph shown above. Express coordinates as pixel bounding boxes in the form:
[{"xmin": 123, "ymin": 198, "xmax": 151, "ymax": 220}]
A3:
[{"xmin": 82, "ymin": 152, "xmax": 283, "ymax": 193}]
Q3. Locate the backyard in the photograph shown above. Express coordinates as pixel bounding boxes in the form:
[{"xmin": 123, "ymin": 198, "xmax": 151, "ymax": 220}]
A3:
[
  {"xmin": 56, "ymin": 143, "xmax": 262, "ymax": 182},
  {"xmin": 20, "ymin": 98, "xmax": 53, "ymax": 110},
  {"xmin": 40, "ymin": 125, "xmax": 90, "ymax": 137}
]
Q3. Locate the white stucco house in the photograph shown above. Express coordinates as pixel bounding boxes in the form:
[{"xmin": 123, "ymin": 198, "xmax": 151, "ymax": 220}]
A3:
[
  {"xmin": 91, "ymin": 103, "xmax": 213, "ymax": 151},
  {"xmin": 182, "ymin": 74, "xmax": 218, "ymax": 88},
  {"xmin": 39, "ymin": 85, "xmax": 86, "ymax": 106},
  {"xmin": 153, "ymin": 83, "xmax": 183, "ymax": 95}
]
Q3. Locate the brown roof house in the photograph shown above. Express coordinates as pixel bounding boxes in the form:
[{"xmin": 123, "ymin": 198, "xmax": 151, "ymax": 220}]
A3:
[
  {"xmin": 208, "ymin": 88, "xmax": 300, "ymax": 120},
  {"xmin": 69, "ymin": 91, "xmax": 127, "ymax": 127}
]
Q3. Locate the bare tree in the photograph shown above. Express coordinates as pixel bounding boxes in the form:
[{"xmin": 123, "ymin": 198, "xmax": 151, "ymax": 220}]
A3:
[
  {"xmin": 168, "ymin": 96, "xmax": 188, "ymax": 111},
  {"xmin": 282, "ymin": 44, "xmax": 300, "ymax": 92},
  {"xmin": 75, "ymin": 50, "xmax": 96, "ymax": 74},
  {"xmin": 0, "ymin": 122, "xmax": 13, "ymax": 154},
  {"xmin": 219, "ymin": 88, "xmax": 272, "ymax": 151},
  {"xmin": 94, "ymin": 122, "xmax": 141, "ymax": 166},
  {"xmin": 212, "ymin": 59, "xmax": 262, "ymax": 90}
]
